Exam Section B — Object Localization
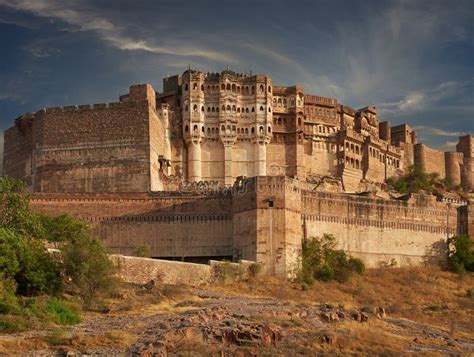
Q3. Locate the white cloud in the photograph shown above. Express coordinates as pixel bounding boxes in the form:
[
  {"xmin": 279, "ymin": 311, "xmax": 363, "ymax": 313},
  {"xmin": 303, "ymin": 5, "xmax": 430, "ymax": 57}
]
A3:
[
  {"xmin": 0, "ymin": 0, "xmax": 233, "ymax": 62},
  {"xmin": 413, "ymin": 126, "xmax": 461, "ymax": 137},
  {"xmin": 439, "ymin": 140, "xmax": 458, "ymax": 151}
]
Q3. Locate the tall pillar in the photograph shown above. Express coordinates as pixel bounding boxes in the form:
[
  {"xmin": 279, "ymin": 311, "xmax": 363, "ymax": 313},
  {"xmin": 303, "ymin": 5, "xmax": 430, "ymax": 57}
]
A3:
[
  {"xmin": 188, "ymin": 141, "xmax": 202, "ymax": 182},
  {"xmin": 224, "ymin": 144, "xmax": 233, "ymax": 186},
  {"xmin": 254, "ymin": 142, "xmax": 267, "ymax": 176}
]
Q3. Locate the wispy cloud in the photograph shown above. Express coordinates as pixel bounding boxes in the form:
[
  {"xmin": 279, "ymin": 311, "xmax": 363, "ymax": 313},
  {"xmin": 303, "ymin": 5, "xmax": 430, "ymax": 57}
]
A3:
[
  {"xmin": 413, "ymin": 126, "xmax": 461, "ymax": 137},
  {"xmin": 0, "ymin": 0, "xmax": 233, "ymax": 62}
]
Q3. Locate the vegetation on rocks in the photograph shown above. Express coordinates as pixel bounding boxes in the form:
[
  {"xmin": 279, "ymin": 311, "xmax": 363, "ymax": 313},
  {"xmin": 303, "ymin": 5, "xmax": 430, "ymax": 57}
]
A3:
[
  {"xmin": 0, "ymin": 177, "xmax": 117, "ymax": 331},
  {"xmin": 386, "ymin": 164, "xmax": 462, "ymax": 194}
]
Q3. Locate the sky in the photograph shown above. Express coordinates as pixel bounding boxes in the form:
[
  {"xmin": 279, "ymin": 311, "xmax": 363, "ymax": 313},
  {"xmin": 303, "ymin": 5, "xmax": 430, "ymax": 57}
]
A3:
[{"xmin": 0, "ymin": 0, "xmax": 473, "ymax": 165}]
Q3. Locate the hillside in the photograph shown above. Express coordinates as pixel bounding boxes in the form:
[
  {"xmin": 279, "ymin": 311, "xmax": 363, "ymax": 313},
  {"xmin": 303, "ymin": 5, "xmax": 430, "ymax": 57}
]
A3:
[{"xmin": 0, "ymin": 266, "xmax": 473, "ymax": 356}]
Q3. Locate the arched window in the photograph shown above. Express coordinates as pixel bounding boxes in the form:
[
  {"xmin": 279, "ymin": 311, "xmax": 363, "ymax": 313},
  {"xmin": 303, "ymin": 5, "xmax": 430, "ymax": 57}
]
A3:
[
  {"xmin": 201, "ymin": 106, "xmax": 204, "ymax": 112},
  {"xmin": 268, "ymin": 107, "xmax": 271, "ymax": 113},
  {"xmin": 356, "ymin": 146, "xmax": 359, "ymax": 154},
  {"xmin": 232, "ymin": 105, "xmax": 236, "ymax": 112},
  {"xmin": 193, "ymin": 125, "xmax": 198, "ymax": 132},
  {"xmin": 222, "ymin": 105, "xmax": 225, "ymax": 111},
  {"xmin": 259, "ymin": 106, "xmax": 264, "ymax": 112},
  {"xmin": 237, "ymin": 128, "xmax": 241, "ymax": 134},
  {"xmin": 232, "ymin": 125, "xmax": 236, "ymax": 132},
  {"xmin": 251, "ymin": 86, "xmax": 255, "ymax": 94},
  {"xmin": 251, "ymin": 127, "xmax": 255, "ymax": 134},
  {"xmin": 355, "ymin": 160, "xmax": 360, "ymax": 169},
  {"xmin": 211, "ymin": 107, "xmax": 215, "ymax": 112},
  {"xmin": 268, "ymin": 86, "xmax": 271, "ymax": 93},
  {"xmin": 202, "ymin": 126, "xmax": 204, "ymax": 132},
  {"xmin": 193, "ymin": 83, "xmax": 198, "ymax": 90},
  {"xmin": 351, "ymin": 144, "xmax": 354, "ymax": 152},
  {"xmin": 207, "ymin": 107, "xmax": 210, "ymax": 112},
  {"xmin": 207, "ymin": 127, "xmax": 210, "ymax": 134},
  {"xmin": 226, "ymin": 105, "xmax": 231, "ymax": 111},
  {"xmin": 259, "ymin": 126, "xmax": 264, "ymax": 133},
  {"xmin": 268, "ymin": 126, "xmax": 271, "ymax": 133},
  {"xmin": 237, "ymin": 86, "xmax": 241, "ymax": 93},
  {"xmin": 184, "ymin": 125, "xmax": 189, "ymax": 132},
  {"xmin": 221, "ymin": 83, "xmax": 225, "ymax": 90},
  {"xmin": 193, "ymin": 104, "xmax": 198, "ymax": 112},
  {"xmin": 251, "ymin": 107, "xmax": 255, "ymax": 112},
  {"xmin": 201, "ymin": 84, "xmax": 204, "ymax": 91},
  {"xmin": 226, "ymin": 83, "xmax": 231, "ymax": 91},
  {"xmin": 246, "ymin": 108, "xmax": 249, "ymax": 113},
  {"xmin": 184, "ymin": 83, "xmax": 189, "ymax": 91},
  {"xmin": 185, "ymin": 105, "xmax": 189, "ymax": 112},
  {"xmin": 259, "ymin": 84, "xmax": 264, "ymax": 93},
  {"xmin": 232, "ymin": 84, "xmax": 236, "ymax": 92},
  {"xmin": 207, "ymin": 85, "xmax": 210, "ymax": 91},
  {"xmin": 221, "ymin": 125, "xmax": 225, "ymax": 131},
  {"xmin": 245, "ymin": 128, "xmax": 249, "ymax": 134},
  {"xmin": 237, "ymin": 108, "xmax": 240, "ymax": 113},
  {"xmin": 216, "ymin": 107, "xmax": 219, "ymax": 112},
  {"xmin": 245, "ymin": 86, "xmax": 249, "ymax": 94}
]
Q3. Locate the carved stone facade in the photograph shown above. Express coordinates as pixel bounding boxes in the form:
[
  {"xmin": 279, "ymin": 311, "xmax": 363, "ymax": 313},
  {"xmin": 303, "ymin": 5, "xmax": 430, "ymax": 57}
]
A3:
[
  {"xmin": 3, "ymin": 68, "xmax": 473, "ymax": 276},
  {"xmin": 4, "ymin": 68, "xmax": 472, "ymax": 193}
]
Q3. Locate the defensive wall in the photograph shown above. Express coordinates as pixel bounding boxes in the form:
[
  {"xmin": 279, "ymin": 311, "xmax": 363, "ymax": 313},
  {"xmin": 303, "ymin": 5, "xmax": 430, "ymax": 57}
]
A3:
[{"xmin": 29, "ymin": 176, "xmax": 471, "ymax": 277}]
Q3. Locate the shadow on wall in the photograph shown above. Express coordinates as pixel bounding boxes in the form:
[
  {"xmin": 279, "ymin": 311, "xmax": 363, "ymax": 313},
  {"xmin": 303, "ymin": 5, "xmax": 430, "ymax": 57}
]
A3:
[{"xmin": 423, "ymin": 238, "xmax": 448, "ymax": 267}]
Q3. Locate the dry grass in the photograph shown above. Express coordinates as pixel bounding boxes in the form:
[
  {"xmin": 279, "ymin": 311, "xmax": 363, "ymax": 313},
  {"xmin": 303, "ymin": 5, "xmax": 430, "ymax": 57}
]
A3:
[{"xmin": 209, "ymin": 266, "xmax": 474, "ymax": 333}]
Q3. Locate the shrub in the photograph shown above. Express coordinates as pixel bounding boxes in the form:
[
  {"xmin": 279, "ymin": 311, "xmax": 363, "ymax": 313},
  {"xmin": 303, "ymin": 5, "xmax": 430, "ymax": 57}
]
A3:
[
  {"xmin": 0, "ymin": 228, "xmax": 62, "ymax": 297},
  {"xmin": 213, "ymin": 261, "xmax": 244, "ymax": 283},
  {"xmin": 62, "ymin": 234, "xmax": 118, "ymax": 306},
  {"xmin": 447, "ymin": 234, "xmax": 474, "ymax": 274},
  {"xmin": 248, "ymin": 262, "xmax": 263, "ymax": 277},
  {"xmin": 0, "ymin": 274, "xmax": 19, "ymax": 314},
  {"xmin": 133, "ymin": 244, "xmax": 151, "ymax": 258},
  {"xmin": 46, "ymin": 297, "xmax": 81, "ymax": 325},
  {"xmin": 386, "ymin": 164, "xmax": 446, "ymax": 194},
  {"xmin": 296, "ymin": 234, "xmax": 365, "ymax": 285}
]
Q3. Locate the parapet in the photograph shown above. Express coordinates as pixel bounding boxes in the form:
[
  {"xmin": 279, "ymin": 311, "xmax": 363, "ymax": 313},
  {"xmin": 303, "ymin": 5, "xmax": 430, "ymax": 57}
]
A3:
[{"xmin": 128, "ymin": 84, "xmax": 156, "ymax": 109}]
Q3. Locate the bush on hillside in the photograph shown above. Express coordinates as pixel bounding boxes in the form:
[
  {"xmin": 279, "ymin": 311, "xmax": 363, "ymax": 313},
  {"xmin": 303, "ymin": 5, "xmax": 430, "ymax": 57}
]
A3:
[
  {"xmin": 447, "ymin": 234, "xmax": 474, "ymax": 275},
  {"xmin": 296, "ymin": 234, "xmax": 365, "ymax": 285},
  {"xmin": 62, "ymin": 233, "xmax": 117, "ymax": 306}
]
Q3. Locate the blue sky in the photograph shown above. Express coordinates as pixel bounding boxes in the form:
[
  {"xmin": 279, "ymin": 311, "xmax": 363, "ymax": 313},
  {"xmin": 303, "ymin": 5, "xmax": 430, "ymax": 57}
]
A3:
[{"xmin": 0, "ymin": 0, "xmax": 473, "ymax": 159}]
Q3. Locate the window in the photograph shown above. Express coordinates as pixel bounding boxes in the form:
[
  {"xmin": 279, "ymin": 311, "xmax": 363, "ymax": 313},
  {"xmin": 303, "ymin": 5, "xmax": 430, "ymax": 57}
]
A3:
[
  {"xmin": 268, "ymin": 86, "xmax": 271, "ymax": 93},
  {"xmin": 193, "ymin": 83, "xmax": 198, "ymax": 90},
  {"xmin": 184, "ymin": 83, "xmax": 188, "ymax": 91},
  {"xmin": 268, "ymin": 107, "xmax": 271, "ymax": 113},
  {"xmin": 259, "ymin": 106, "xmax": 264, "ymax": 112},
  {"xmin": 201, "ymin": 84, "xmax": 204, "ymax": 91},
  {"xmin": 232, "ymin": 84, "xmax": 236, "ymax": 92},
  {"xmin": 193, "ymin": 104, "xmax": 198, "ymax": 112},
  {"xmin": 184, "ymin": 125, "xmax": 189, "ymax": 132},
  {"xmin": 226, "ymin": 83, "xmax": 231, "ymax": 91},
  {"xmin": 221, "ymin": 83, "xmax": 225, "ymax": 90},
  {"xmin": 259, "ymin": 84, "xmax": 264, "ymax": 93}
]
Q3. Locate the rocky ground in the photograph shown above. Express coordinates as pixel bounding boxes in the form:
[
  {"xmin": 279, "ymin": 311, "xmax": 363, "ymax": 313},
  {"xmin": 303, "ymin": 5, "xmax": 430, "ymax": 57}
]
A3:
[{"xmin": 0, "ymin": 267, "xmax": 473, "ymax": 356}]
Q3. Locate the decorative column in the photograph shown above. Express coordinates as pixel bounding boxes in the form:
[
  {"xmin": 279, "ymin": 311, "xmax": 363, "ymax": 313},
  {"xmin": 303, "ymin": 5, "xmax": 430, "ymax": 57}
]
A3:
[
  {"xmin": 224, "ymin": 144, "xmax": 233, "ymax": 186},
  {"xmin": 254, "ymin": 142, "xmax": 267, "ymax": 176},
  {"xmin": 188, "ymin": 140, "xmax": 202, "ymax": 182}
]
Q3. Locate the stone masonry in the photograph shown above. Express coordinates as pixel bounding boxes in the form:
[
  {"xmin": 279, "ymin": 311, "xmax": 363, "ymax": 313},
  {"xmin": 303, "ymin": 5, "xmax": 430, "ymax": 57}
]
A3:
[{"xmin": 3, "ymin": 68, "xmax": 474, "ymax": 276}]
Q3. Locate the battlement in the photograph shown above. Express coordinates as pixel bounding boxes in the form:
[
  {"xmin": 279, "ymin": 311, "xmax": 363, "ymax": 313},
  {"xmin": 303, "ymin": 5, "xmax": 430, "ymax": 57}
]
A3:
[{"xmin": 304, "ymin": 94, "xmax": 337, "ymax": 107}]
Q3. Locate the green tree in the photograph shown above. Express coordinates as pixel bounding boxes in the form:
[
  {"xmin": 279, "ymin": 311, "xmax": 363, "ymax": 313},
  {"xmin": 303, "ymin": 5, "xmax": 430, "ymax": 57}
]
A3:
[
  {"xmin": 62, "ymin": 234, "xmax": 117, "ymax": 306},
  {"xmin": 447, "ymin": 234, "xmax": 474, "ymax": 274}
]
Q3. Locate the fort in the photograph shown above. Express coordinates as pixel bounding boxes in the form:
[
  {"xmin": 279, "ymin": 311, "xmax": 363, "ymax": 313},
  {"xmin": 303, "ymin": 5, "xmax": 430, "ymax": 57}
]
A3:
[{"xmin": 3, "ymin": 68, "xmax": 474, "ymax": 276}]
